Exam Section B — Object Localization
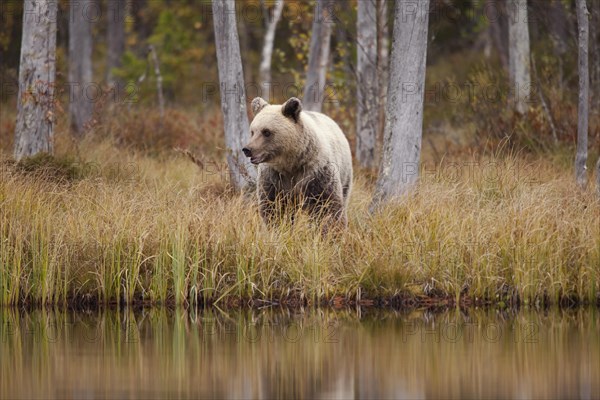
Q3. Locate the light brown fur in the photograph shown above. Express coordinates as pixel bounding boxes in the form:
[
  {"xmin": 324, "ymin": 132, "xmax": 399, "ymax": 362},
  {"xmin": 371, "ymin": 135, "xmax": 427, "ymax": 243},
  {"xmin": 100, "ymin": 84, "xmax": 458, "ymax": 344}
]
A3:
[{"xmin": 243, "ymin": 97, "xmax": 353, "ymax": 228}]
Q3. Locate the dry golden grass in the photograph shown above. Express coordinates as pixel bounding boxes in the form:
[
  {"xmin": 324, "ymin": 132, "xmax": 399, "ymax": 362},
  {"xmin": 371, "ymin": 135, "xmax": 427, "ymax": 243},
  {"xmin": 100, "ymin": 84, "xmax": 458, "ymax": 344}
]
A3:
[
  {"xmin": 1, "ymin": 125, "xmax": 598, "ymax": 308},
  {"xmin": 1, "ymin": 106, "xmax": 599, "ymax": 307}
]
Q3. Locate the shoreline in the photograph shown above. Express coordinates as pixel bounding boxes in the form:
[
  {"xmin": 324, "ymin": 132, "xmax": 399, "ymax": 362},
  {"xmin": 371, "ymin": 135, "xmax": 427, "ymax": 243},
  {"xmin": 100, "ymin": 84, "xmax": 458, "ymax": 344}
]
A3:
[{"xmin": 5, "ymin": 292, "xmax": 600, "ymax": 311}]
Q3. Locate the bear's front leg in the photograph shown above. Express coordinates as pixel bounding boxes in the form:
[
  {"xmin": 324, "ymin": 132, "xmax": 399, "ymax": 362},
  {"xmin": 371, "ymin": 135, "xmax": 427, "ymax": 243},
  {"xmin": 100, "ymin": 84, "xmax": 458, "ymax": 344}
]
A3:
[
  {"xmin": 258, "ymin": 180, "xmax": 278, "ymax": 225},
  {"xmin": 257, "ymin": 167, "xmax": 288, "ymax": 226},
  {"xmin": 302, "ymin": 165, "xmax": 347, "ymax": 230}
]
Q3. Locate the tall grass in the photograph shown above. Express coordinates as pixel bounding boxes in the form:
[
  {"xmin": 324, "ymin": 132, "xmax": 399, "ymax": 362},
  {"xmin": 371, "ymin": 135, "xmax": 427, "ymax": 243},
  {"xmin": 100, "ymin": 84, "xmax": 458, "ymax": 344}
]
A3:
[{"xmin": 0, "ymin": 135, "xmax": 599, "ymax": 308}]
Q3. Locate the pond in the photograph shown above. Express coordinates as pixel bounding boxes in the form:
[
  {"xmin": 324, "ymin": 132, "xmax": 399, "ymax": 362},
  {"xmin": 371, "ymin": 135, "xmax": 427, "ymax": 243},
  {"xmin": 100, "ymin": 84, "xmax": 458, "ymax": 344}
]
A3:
[{"xmin": 1, "ymin": 307, "xmax": 598, "ymax": 399}]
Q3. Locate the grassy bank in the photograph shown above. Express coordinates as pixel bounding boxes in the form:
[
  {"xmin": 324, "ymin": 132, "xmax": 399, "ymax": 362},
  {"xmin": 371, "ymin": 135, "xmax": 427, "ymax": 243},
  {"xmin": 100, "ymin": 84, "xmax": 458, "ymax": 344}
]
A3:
[{"xmin": 1, "ymin": 132, "xmax": 599, "ymax": 309}]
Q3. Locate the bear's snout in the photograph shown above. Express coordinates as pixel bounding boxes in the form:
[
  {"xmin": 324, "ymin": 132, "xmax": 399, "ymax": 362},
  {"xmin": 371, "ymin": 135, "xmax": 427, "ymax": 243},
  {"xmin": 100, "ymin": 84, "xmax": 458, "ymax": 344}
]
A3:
[{"xmin": 242, "ymin": 148, "xmax": 252, "ymax": 158}]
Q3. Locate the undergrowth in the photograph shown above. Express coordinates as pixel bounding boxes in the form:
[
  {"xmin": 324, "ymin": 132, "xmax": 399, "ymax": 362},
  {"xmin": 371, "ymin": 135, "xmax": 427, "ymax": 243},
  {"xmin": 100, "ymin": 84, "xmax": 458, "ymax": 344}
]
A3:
[{"xmin": 1, "ymin": 134, "xmax": 598, "ymax": 308}]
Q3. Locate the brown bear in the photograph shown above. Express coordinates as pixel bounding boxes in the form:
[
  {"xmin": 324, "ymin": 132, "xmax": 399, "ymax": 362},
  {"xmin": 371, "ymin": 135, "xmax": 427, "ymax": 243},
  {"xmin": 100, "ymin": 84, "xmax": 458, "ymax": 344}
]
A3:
[{"xmin": 242, "ymin": 97, "xmax": 353, "ymax": 228}]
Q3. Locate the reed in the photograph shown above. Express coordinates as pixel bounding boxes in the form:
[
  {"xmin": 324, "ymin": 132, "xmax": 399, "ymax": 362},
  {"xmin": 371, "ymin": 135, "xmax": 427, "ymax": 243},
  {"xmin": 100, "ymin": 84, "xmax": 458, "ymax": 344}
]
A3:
[{"xmin": 0, "ymin": 135, "xmax": 598, "ymax": 308}]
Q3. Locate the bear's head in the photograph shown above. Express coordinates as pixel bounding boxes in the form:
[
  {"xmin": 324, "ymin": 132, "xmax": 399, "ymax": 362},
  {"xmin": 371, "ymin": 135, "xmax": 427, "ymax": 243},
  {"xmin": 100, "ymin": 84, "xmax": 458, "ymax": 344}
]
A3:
[{"xmin": 243, "ymin": 97, "xmax": 304, "ymax": 170}]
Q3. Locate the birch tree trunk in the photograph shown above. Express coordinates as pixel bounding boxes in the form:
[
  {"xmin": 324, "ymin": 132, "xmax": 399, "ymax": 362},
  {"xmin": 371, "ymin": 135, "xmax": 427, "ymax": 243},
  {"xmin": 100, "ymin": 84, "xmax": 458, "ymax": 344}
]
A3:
[
  {"xmin": 69, "ymin": 0, "xmax": 94, "ymax": 136},
  {"xmin": 213, "ymin": 0, "xmax": 256, "ymax": 191},
  {"xmin": 590, "ymin": 0, "xmax": 600, "ymax": 110},
  {"xmin": 13, "ymin": 0, "xmax": 57, "ymax": 161},
  {"xmin": 487, "ymin": 0, "xmax": 508, "ymax": 72},
  {"xmin": 508, "ymin": 0, "xmax": 531, "ymax": 114},
  {"xmin": 303, "ymin": 0, "xmax": 334, "ymax": 112},
  {"xmin": 259, "ymin": 0, "xmax": 285, "ymax": 102},
  {"xmin": 372, "ymin": 0, "xmax": 430, "ymax": 207},
  {"xmin": 148, "ymin": 45, "xmax": 165, "ymax": 124},
  {"xmin": 106, "ymin": 0, "xmax": 126, "ymax": 86},
  {"xmin": 547, "ymin": 0, "xmax": 572, "ymax": 92},
  {"xmin": 377, "ymin": 0, "xmax": 389, "ymax": 159},
  {"xmin": 596, "ymin": 158, "xmax": 600, "ymax": 197},
  {"xmin": 575, "ymin": 0, "xmax": 589, "ymax": 188},
  {"xmin": 356, "ymin": 0, "xmax": 378, "ymax": 169},
  {"xmin": 548, "ymin": 0, "xmax": 570, "ymax": 57}
]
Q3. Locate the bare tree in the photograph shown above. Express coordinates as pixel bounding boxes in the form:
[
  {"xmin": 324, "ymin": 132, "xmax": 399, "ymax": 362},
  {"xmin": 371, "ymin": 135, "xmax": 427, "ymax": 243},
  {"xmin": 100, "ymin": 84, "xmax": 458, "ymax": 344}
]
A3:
[
  {"xmin": 134, "ymin": 45, "xmax": 165, "ymax": 124},
  {"xmin": 486, "ymin": 0, "xmax": 508, "ymax": 71},
  {"xmin": 575, "ymin": 0, "xmax": 589, "ymax": 188},
  {"xmin": 547, "ymin": 0, "xmax": 571, "ymax": 57},
  {"xmin": 590, "ymin": 0, "xmax": 600, "ymax": 110},
  {"xmin": 213, "ymin": 0, "xmax": 256, "ymax": 191},
  {"xmin": 372, "ymin": 0, "xmax": 430, "ymax": 207},
  {"xmin": 356, "ymin": 0, "xmax": 378, "ymax": 169},
  {"xmin": 596, "ymin": 158, "xmax": 600, "ymax": 197},
  {"xmin": 508, "ymin": 0, "xmax": 531, "ymax": 114},
  {"xmin": 259, "ymin": 0, "xmax": 285, "ymax": 102},
  {"xmin": 148, "ymin": 45, "xmax": 165, "ymax": 123},
  {"xmin": 106, "ymin": 0, "xmax": 126, "ymax": 86},
  {"xmin": 303, "ymin": 0, "xmax": 335, "ymax": 112},
  {"xmin": 377, "ymin": 0, "xmax": 390, "ymax": 156},
  {"xmin": 69, "ymin": 0, "xmax": 94, "ymax": 136},
  {"xmin": 547, "ymin": 0, "xmax": 573, "ymax": 92},
  {"xmin": 13, "ymin": 0, "xmax": 57, "ymax": 161}
]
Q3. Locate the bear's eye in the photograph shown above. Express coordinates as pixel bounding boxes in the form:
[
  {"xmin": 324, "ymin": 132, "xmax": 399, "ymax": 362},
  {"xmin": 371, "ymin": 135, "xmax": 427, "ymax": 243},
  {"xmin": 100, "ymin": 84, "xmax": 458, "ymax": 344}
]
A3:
[
  {"xmin": 262, "ymin": 129, "xmax": 272, "ymax": 138},
  {"xmin": 250, "ymin": 130, "xmax": 255, "ymax": 137}
]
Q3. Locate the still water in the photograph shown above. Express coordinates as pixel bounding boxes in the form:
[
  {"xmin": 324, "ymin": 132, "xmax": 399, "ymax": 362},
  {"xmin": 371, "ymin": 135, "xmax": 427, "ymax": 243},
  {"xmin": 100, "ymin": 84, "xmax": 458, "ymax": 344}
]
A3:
[{"xmin": 1, "ymin": 307, "xmax": 598, "ymax": 399}]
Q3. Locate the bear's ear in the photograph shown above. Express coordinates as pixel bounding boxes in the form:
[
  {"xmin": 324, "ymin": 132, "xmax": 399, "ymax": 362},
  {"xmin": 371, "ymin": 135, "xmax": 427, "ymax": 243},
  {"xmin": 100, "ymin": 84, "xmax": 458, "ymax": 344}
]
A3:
[
  {"xmin": 251, "ymin": 97, "xmax": 269, "ymax": 116},
  {"xmin": 282, "ymin": 97, "xmax": 302, "ymax": 122}
]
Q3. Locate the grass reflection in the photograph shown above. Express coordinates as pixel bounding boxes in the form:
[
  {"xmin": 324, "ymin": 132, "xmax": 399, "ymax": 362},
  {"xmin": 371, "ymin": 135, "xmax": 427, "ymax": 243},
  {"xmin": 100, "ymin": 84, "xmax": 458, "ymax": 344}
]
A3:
[{"xmin": 1, "ymin": 307, "xmax": 598, "ymax": 399}]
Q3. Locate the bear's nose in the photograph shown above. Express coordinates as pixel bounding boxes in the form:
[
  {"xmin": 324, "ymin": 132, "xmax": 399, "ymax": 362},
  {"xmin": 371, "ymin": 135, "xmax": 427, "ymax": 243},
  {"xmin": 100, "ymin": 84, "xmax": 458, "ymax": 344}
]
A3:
[{"xmin": 242, "ymin": 148, "xmax": 252, "ymax": 157}]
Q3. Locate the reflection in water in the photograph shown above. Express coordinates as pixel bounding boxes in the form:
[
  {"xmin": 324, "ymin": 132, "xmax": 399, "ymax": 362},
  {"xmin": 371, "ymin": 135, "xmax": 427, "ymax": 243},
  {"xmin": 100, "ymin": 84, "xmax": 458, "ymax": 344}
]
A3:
[{"xmin": 1, "ymin": 307, "xmax": 599, "ymax": 399}]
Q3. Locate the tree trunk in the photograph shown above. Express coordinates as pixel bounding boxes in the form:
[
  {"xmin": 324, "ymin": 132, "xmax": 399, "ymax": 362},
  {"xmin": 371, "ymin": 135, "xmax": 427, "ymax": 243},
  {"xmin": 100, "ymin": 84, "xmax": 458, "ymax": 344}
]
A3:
[
  {"xmin": 13, "ymin": 0, "xmax": 58, "ymax": 161},
  {"xmin": 377, "ymin": 0, "xmax": 389, "ymax": 163},
  {"xmin": 508, "ymin": 0, "xmax": 531, "ymax": 114},
  {"xmin": 371, "ymin": 0, "xmax": 430, "ymax": 207},
  {"xmin": 259, "ymin": 0, "xmax": 285, "ymax": 102},
  {"xmin": 106, "ymin": 0, "xmax": 126, "ymax": 86},
  {"xmin": 356, "ymin": 0, "xmax": 378, "ymax": 169},
  {"xmin": 548, "ymin": 0, "xmax": 570, "ymax": 57},
  {"xmin": 596, "ymin": 158, "xmax": 600, "ymax": 197},
  {"xmin": 486, "ymin": 0, "xmax": 509, "ymax": 72},
  {"xmin": 212, "ymin": 0, "xmax": 256, "ymax": 191},
  {"xmin": 303, "ymin": 0, "xmax": 334, "ymax": 112},
  {"xmin": 69, "ymin": 0, "xmax": 94, "ymax": 136},
  {"xmin": 590, "ymin": 0, "xmax": 600, "ymax": 110},
  {"xmin": 148, "ymin": 45, "xmax": 165, "ymax": 124},
  {"xmin": 575, "ymin": 0, "xmax": 589, "ymax": 188},
  {"xmin": 548, "ymin": 0, "xmax": 573, "ymax": 93}
]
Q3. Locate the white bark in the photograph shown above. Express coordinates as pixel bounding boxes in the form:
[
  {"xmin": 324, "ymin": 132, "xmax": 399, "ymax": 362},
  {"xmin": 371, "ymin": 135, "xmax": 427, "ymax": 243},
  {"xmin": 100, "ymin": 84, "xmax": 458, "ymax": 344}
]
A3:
[
  {"xmin": 487, "ymin": 0, "xmax": 508, "ymax": 71},
  {"xmin": 212, "ymin": 0, "xmax": 256, "ymax": 191},
  {"xmin": 575, "ymin": 0, "xmax": 589, "ymax": 188},
  {"xmin": 106, "ymin": 0, "xmax": 126, "ymax": 85},
  {"xmin": 377, "ymin": 0, "xmax": 389, "ymax": 159},
  {"xmin": 508, "ymin": 0, "xmax": 531, "ymax": 114},
  {"xmin": 356, "ymin": 0, "xmax": 378, "ymax": 169},
  {"xmin": 259, "ymin": 0, "xmax": 285, "ymax": 102},
  {"xmin": 596, "ymin": 158, "xmax": 600, "ymax": 197},
  {"xmin": 69, "ymin": 0, "xmax": 94, "ymax": 136},
  {"xmin": 13, "ymin": 0, "xmax": 57, "ymax": 160},
  {"xmin": 303, "ymin": 0, "xmax": 334, "ymax": 112},
  {"xmin": 592, "ymin": 1, "xmax": 600, "ymax": 110},
  {"xmin": 148, "ymin": 45, "xmax": 165, "ymax": 123},
  {"xmin": 372, "ymin": 0, "xmax": 430, "ymax": 206}
]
